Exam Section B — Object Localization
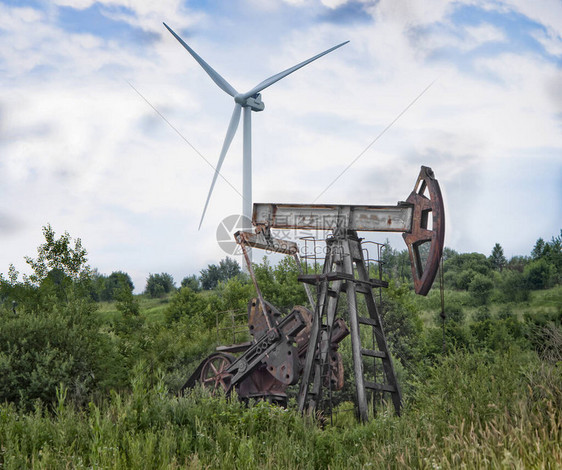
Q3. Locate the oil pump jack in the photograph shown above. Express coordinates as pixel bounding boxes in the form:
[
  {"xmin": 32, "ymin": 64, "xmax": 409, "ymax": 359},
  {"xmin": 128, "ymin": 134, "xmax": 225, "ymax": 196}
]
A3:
[{"xmin": 181, "ymin": 166, "xmax": 444, "ymax": 422}]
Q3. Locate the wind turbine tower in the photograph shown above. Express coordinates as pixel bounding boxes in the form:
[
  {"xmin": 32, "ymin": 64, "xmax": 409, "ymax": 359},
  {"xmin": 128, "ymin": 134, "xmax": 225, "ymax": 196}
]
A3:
[{"xmin": 163, "ymin": 24, "xmax": 348, "ymax": 232}]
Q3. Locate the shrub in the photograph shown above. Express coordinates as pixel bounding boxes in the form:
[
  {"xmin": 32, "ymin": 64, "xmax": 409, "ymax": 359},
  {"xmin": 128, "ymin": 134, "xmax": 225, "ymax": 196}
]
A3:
[
  {"xmin": 499, "ymin": 270, "xmax": 530, "ymax": 302},
  {"xmin": 380, "ymin": 281, "xmax": 424, "ymax": 366},
  {"xmin": 165, "ymin": 287, "xmax": 206, "ymax": 323},
  {"xmin": 524, "ymin": 259, "xmax": 554, "ymax": 290},
  {"xmin": 469, "ymin": 273, "xmax": 493, "ymax": 305},
  {"xmin": 0, "ymin": 300, "xmax": 125, "ymax": 409},
  {"xmin": 434, "ymin": 299, "xmax": 465, "ymax": 326}
]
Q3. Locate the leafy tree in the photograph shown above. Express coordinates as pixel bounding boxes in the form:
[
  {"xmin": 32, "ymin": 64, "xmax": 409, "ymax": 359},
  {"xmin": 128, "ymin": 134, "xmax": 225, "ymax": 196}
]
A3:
[
  {"xmin": 531, "ymin": 238, "xmax": 547, "ymax": 260},
  {"xmin": 527, "ymin": 231, "xmax": 561, "ymax": 286},
  {"xmin": 200, "ymin": 257, "xmax": 242, "ymax": 290},
  {"xmin": 544, "ymin": 230, "xmax": 562, "ymax": 283},
  {"xmin": 252, "ymin": 256, "xmax": 308, "ymax": 310},
  {"xmin": 144, "ymin": 273, "xmax": 175, "ymax": 298},
  {"xmin": 444, "ymin": 252, "xmax": 491, "ymax": 290},
  {"xmin": 99, "ymin": 271, "xmax": 134, "ymax": 302},
  {"xmin": 442, "ymin": 247, "xmax": 459, "ymax": 261},
  {"xmin": 115, "ymin": 284, "xmax": 140, "ymax": 317},
  {"xmin": 453, "ymin": 268, "xmax": 478, "ymax": 290},
  {"xmin": 2, "ymin": 225, "xmax": 93, "ymax": 308},
  {"xmin": 24, "ymin": 224, "xmax": 90, "ymax": 285},
  {"xmin": 524, "ymin": 259, "xmax": 554, "ymax": 290},
  {"xmin": 506, "ymin": 255, "xmax": 529, "ymax": 273},
  {"xmin": 88, "ymin": 269, "xmax": 106, "ymax": 301},
  {"xmin": 380, "ymin": 241, "xmax": 411, "ymax": 281},
  {"xmin": 0, "ymin": 228, "xmax": 127, "ymax": 409},
  {"xmin": 489, "ymin": 243, "xmax": 507, "ymax": 272},
  {"xmin": 181, "ymin": 274, "xmax": 201, "ymax": 292}
]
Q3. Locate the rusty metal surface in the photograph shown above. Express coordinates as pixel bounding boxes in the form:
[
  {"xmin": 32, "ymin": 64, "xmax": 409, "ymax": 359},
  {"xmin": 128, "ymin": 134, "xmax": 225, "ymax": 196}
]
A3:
[
  {"xmin": 253, "ymin": 203, "xmax": 413, "ymax": 232},
  {"xmin": 234, "ymin": 230, "xmax": 298, "ymax": 255},
  {"xmin": 402, "ymin": 166, "xmax": 445, "ymax": 296},
  {"xmin": 226, "ymin": 299, "xmax": 306, "ymax": 387},
  {"xmin": 182, "ymin": 165, "xmax": 445, "ymax": 421}
]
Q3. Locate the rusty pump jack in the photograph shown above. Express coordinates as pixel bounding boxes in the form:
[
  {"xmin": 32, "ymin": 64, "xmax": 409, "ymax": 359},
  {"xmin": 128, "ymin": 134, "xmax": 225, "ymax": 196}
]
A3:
[{"xmin": 182, "ymin": 166, "xmax": 444, "ymax": 422}]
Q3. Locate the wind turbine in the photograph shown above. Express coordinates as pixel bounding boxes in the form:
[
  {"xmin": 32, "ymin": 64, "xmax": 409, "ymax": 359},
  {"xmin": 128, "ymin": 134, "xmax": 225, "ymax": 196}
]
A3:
[{"xmin": 163, "ymin": 23, "xmax": 348, "ymax": 230}]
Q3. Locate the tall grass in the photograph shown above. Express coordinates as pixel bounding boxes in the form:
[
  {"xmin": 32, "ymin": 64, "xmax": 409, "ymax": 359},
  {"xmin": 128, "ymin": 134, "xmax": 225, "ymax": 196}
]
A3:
[{"xmin": 1, "ymin": 348, "xmax": 559, "ymax": 469}]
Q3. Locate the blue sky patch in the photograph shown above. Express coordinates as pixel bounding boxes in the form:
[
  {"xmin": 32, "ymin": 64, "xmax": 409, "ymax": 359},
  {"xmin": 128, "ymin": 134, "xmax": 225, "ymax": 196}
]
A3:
[
  {"xmin": 56, "ymin": 3, "xmax": 157, "ymax": 45},
  {"xmin": 450, "ymin": 4, "xmax": 556, "ymax": 62},
  {"xmin": 319, "ymin": 1, "xmax": 372, "ymax": 25},
  {"xmin": 0, "ymin": 0, "xmax": 42, "ymax": 7},
  {"xmin": 410, "ymin": 3, "xmax": 562, "ymax": 80}
]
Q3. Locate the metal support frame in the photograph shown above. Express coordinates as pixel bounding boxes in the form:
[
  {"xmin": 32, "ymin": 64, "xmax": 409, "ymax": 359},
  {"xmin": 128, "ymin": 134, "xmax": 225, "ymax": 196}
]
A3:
[
  {"xmin": 296, "ymin": 229, "xmax": 401, "ymax": 421},
  {"xmin": 181, "ymin": 166, "xmax": 444, "ymax": 423}
]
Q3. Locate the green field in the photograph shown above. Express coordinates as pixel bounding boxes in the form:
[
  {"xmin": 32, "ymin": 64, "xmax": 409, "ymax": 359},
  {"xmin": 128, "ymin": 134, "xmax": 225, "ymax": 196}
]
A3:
[{"xmin": 1, "ymin": 229, "xmax": 561, "ymax": 468}]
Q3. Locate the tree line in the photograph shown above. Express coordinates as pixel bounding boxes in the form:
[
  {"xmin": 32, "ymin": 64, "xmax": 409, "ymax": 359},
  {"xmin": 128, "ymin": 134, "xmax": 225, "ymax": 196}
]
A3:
[
  {"xmin": 0, "ymin": 224, "xmax": 560, "ymax": 411},
  {"xmin": 381, "ymin": 231, "xmax": 562, "ymax": 305}
]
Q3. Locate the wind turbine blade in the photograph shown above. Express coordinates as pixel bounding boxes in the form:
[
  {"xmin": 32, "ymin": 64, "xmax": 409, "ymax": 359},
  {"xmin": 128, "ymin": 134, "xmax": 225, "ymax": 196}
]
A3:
[
  {"xmin": 241, "ymin": 41, "xmax": 349, "ymax": 99},
  {"xmin": 163, "ymin": 23, "xmax": 238, "ymax": 97},
  {"xmin": 199, "ymin": 103, "xmax": 242, "ymax": 229}
]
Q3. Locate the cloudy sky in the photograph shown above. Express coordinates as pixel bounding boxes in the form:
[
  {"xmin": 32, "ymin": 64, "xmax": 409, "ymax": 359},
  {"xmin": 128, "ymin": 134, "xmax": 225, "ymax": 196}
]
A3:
[{"xmin": 1, "ymin": 0, "xmax": 561, "ymax": 291}]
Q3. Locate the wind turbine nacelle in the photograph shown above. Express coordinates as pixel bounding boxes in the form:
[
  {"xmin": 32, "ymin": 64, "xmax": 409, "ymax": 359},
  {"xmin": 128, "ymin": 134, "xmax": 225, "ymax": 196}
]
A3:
[{"xmin": 236, "ymin": 93, "xmax": 265, "ymax": 112}]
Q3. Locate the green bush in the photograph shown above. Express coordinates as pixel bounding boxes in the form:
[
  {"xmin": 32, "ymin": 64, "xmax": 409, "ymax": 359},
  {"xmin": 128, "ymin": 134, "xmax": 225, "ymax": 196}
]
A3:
[
  {"xmin": 253, "ymin": 256, "xmax": 309, "ymax": 311},
  {"xmin": 165, "ymin": 287, "xmax": 206, "ymax": 324},
  {"xmin": 0, "ymin": 300, "xmax": 126, "ymax": 409},
  {"xmin": 469, "ymin": 273, "xmax": 494, "ymax": 305},
  {"xmin": 1, "ymin": 349, "xmax": 559, "ymax": 469},
  {"xmin": 433, "ymin": 299, "xmax": 465, "ymax": 325},
  {"xmin": 380, "ymin": 281, "xmax": 424, "ymax": 366},
  {"xmin": 499, "ymin": 269, "xmax": 530, "ymax": 302},
  {"xmin": 524, "ymin": 259, "xmax": 555, "ymax": 290}
]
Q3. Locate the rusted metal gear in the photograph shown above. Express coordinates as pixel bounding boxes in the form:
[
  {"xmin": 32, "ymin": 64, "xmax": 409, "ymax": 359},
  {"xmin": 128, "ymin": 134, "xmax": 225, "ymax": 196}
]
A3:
[{"xmin": 199, "ymin": 352, "xmax": 235, "ymax": 394}]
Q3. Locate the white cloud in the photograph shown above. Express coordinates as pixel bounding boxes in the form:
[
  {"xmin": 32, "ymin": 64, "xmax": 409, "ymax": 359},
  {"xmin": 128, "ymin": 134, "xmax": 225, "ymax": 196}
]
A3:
[
  {"xmin": 464, "ymin": 23, "xmax": 505, "ymax": 47},
  {"xmin": 533, "ymin": 29, "xmax": 562, "ymax": 57},
  {"xmin": 369, "ymin": 0, "xmax": 454, "ymax": 27},
  {"xmin": 506, "ymin": 0, "xmax": 562, "ymax": 39},
  {"xmin": 51, "ymin": 0, "xmax": 201, "ymax": 32},
  {"xmin": 0, "ymin": 0, "xmax": 560, "ymax": 290},
  {"xmin": 321, "ymin": 0, "xmax": 351, "ymax": 9}
]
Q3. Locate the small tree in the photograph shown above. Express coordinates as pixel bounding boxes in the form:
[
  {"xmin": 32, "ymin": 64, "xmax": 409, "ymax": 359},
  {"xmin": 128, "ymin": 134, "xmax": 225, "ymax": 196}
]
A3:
[
  {"xmin": 200, "ymin": 257, "xmax": 241, "ymax": 290},
  {"xmin": 24, "ymin": 224, "xmax": 90, "ymax": 285},
  {"xmin": 524, "ymin": 259, "xmax": 554, "ymax": 290},
  {"xmin": 489, "ymin": 243, "xmax": 507, "ymax": 272},
  {"xmin": 145, "ymin": 273, "xmax": 175, "ymax": 298},
  {"xmin": 531, "ymin": 238, "xmax": 546, "ymax": 260},
  {"xmin": 181, "ymin": 274, "xmax": 201, "ymax": 292},
  {"xmin": 100, "ymin": 271, "xmax": 134, "ymax": 301}
]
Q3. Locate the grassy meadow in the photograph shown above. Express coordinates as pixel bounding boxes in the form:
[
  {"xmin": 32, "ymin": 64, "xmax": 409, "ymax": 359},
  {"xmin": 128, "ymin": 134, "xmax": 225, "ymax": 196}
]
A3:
[{"xmin": 1, "ymin": 228, "xmax": 561, "ymax": 468}]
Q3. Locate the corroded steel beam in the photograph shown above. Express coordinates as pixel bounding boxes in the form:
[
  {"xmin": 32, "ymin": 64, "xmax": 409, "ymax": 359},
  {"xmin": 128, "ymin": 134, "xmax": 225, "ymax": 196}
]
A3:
[
  {"xmin": 234, "ymin": 230, "xmax": 298, "ymax": 254},
  {"xmin": 252, "ymin": 203, "xmax": 413, "ymax": 232}
]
